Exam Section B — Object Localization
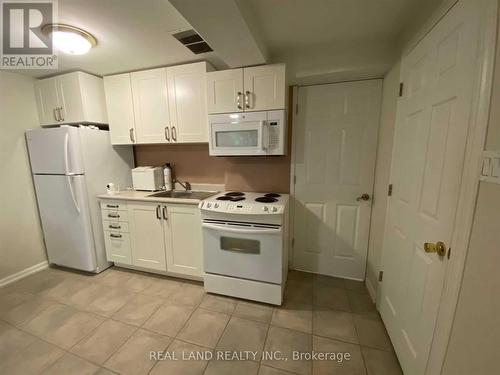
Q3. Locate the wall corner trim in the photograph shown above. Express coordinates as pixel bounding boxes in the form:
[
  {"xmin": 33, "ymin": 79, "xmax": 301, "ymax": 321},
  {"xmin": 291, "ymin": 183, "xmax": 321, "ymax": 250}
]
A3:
[{"xmin": 0, "ymin": 261, "xmax": 49, "ymax": 287}]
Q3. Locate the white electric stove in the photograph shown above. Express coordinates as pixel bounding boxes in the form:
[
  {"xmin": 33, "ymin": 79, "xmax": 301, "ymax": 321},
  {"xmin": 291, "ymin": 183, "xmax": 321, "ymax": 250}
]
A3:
[{"xmin": 199, "ymin": 191, "xmax": 289, "ymax": 305}]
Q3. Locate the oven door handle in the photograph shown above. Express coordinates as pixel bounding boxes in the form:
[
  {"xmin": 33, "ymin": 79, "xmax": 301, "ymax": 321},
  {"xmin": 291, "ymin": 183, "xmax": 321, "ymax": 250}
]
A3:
[{"xmin": 202, "ymin": 222, "xmax": 282, "ymax": 234}]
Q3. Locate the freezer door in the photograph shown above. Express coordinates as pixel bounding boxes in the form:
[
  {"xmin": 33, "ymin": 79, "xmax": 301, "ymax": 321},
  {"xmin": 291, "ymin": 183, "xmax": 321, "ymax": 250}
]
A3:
[
  {"xmin": 26, "ymin": 126, "xmax": 85, "ymax": 175},
  {"xmin": 33, "ymin": 174, "xmax": 97, "ymax": 271}
]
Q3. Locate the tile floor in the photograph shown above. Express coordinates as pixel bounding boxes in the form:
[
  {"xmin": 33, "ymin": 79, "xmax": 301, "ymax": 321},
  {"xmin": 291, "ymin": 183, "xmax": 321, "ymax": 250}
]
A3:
[{"xmin": 0, "ymin": 266, "xmax": 403, "ymax": 375}]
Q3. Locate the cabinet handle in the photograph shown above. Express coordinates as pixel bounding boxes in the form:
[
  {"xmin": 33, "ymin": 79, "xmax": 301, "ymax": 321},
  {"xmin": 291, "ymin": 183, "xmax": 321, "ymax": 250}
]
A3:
[
  {"xmin": 58, "ymin": 107, "xmax": 65, "ymax": 122},
  {"xmin": 53, "ymin": 107, "xmax": 59, "ymax": 121},
  {"xmin": 164, "ymin": 126, "xmax": 170, "ymax": 141},
  {"xmin": 108, "ymin": 213, "xmax": 120, "ymax": 218},
  {"xmin": 156, "ymin": 205, "xmax": 161, "ymax": 220},
  {"xmin": 236, "ymin": 92, "xmax": 243, "ymax": 110},
  {"xmin": 129, "ymin": 128, "xmax": 135, "ymax": 143},
  {"xmin": 172, "ymin": 126, "xmax": 177, "ymax": 141},
  {"xmin": 162, "ymin": 206, "xmax": 167, "ymax": 220},
  {"xmin": 110, "ymin": 233, "xmax": 122, "ymax": 238},
  {"xmin": 108, "ymin": 224, "xmax": 121, "ymax": 229},
  {"xmin": 106, "ymin": 204, "xmax": 119, "ymax": 208},
  {"xmin": 245, "ymin": 91, "xmax": 251, "ymax": 109}
]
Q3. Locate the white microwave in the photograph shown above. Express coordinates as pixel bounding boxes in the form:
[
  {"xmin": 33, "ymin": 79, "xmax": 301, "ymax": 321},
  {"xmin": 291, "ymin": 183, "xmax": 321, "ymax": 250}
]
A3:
[{"xmin": 208, "ymin": 110, "xmax": 286, "ymax": 156}]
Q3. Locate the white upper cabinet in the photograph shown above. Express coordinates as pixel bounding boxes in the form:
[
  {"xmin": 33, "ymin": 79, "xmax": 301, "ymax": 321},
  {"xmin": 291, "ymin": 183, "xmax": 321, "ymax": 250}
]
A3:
[
  {"xmin": 131, "ymin": 68, "xmax": 171, "ymax": 144},
  {"xmin": 34, "ymin": 72, "xmax": 107, "ymax": 126},
  {"xmin": 244, "ymin": 64, "xmax": 286, "ymax": 111},
  {"xmin": 103, "ymin": 73, "xmax": 135, "ymax": 145},
  {"xmin": 207, "ymin": 63, "xmax": 286, "ymax": 114},
  {"xmin": 207, "ymin": 69, "xmax": 244, "ymax": 114},
  {"xmin": 167, "ymin": 62, "xmax": 210, "ymax": 143}
]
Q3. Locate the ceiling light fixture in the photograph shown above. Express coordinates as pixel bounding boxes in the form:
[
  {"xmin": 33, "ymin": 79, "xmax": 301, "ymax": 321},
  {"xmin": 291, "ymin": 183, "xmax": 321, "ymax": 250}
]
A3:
[{"xmin": 42, "ymin": 24, "xmax": 97, "ymax": 55}]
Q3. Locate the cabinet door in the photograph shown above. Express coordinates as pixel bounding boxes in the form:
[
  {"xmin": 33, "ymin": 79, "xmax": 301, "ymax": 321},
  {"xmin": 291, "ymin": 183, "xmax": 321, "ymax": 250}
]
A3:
[
  {"xmin": 104, "ymin": 74, "xmax": 135, "ymax": 145},
  {"xmin": 164, "ymin": 204, "xmax": 203, "ymax": 277},
  {"xmin": 128, "ymin": 203, "xmax": 166, "ymax": 271},
  {"xmin": 57, "ymin": 73, "xmax": 84, "ymax": 123},
  {"xmin": 131, "ymin": 68, "xmax": 170, "ymax": 144},
  {"xmin": 34, "ymin": 78, "xmax": 60, "ymax": 125},
  {"xmin": 206, "ymin": 69, "xmax": 244, "ymax": 114},
  {"xmin": 167, "ymin": 62, "xmax": 209, "ymax": 143},
  {"xmin": 243, "ymin": 64, "xmax": 286, "ymax": 111}
]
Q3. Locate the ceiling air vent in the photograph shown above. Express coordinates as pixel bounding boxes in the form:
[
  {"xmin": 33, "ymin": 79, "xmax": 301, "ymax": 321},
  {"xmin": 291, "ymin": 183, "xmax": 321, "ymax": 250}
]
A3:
[{"xmin": 172, "ymin": 29, "xmax": 213, "ymax": 55}]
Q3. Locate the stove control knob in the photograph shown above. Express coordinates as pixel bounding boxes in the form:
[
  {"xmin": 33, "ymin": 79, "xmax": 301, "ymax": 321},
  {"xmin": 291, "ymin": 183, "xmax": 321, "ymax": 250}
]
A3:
[
  {"xmin": 207, "ymin": 203, "xmax": 212, "ymax": 208},
  {"xmin": 214, "ymin": 203, "xmax": 219, "ymax": 208},
  {"xmin": 272, "ymin": 207, "xmax": 278, "ymax": 213},
  {"xmin": 263, "ymin": 206, "xmax": 269, "ymax": 212}
]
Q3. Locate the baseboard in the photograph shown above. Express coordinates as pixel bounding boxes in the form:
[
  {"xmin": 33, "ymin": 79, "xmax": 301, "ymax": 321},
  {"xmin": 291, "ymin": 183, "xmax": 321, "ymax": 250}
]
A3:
[
  {"xmin": 0, "ymin": 261, "xmax": 49, "ymax": 287},
  {"xmin": 365, "ymin": 277, "xmax": 377, "ymax": 304}
]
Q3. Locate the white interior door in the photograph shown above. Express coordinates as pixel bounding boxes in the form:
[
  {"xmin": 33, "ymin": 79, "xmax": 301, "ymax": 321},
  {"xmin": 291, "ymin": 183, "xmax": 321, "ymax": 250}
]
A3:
[
  {"xmin": 292, "ymin": 80, "xmax": 382, "ymax": 280},
  {"xmin": 379, "ymin": 2, "xmax": 482, "ymax": 374}
]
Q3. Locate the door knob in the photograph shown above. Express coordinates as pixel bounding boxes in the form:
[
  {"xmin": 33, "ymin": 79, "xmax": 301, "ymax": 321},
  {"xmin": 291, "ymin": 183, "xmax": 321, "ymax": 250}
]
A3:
[
  {"xmin": 424, "ymin": 241, "xmax": 447, "ymax": 257},
  {"xmin": 356, "ymin": 193, "xmax": 370, "ymax": 201}
]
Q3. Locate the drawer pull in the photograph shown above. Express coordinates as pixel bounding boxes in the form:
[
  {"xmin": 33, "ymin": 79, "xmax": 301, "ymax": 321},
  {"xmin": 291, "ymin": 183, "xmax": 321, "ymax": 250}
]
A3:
[
  {"xmin": 108, "ymin": 213, "xmax": 120, "ymax": 218},
  {"xmin": 106, "ymin": 204, "xmax": 119, "ymax": 208},
  {"xmin": 108, "ymin": 224, "xmax": 121, "ymax": 229},
  {"xmin": 110, "ymin": 233, "xmax": 122, "ymax": 238}
]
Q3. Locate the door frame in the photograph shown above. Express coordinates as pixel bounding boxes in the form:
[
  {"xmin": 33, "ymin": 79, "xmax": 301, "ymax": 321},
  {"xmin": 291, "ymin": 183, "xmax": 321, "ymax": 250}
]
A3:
[{"xmin": 379, "ymin": 0, "xmax": 497, "ymax": 374}]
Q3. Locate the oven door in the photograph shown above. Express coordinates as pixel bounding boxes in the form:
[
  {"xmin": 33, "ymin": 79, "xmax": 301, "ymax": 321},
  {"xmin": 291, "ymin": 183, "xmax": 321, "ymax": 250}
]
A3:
[
  {"xmin": 203, "ymin": 220, "xmax": 283, "ymax": 284},
  {"xmin": 208, "ymin": 111, "xmax": 267, "ymax": 156}
]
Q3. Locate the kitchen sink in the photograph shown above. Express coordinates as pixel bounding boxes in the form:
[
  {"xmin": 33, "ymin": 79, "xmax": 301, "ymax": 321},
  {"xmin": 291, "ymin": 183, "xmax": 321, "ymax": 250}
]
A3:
[{"xmin": 147, "ymin": 190, "xmax": 217, "ymax": 200}]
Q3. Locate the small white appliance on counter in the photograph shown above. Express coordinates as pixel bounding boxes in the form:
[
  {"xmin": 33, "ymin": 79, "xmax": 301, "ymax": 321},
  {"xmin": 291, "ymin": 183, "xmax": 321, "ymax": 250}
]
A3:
[
  {"xmin": 208, "ymin": 110, "xmax": 286, "ymax": 156},
  {"xmin": 26, "ymin": 125, "xmax": 134, "ymax": 273},
  {"xmin": 199, "ymin": 191, "xmax": 289, "ymax": 305},
  {"xmin": 132, "ymin": 166, "xmax": 164, "ymax": 191}
]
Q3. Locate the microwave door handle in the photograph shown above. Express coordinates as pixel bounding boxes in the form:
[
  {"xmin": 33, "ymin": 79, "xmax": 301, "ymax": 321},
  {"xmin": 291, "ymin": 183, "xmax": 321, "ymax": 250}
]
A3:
[
  {"xmin": 202, "ymin": 222, "xmax": 282, "ymax": 235},
  {"xmin": 259, "ymin": 121, "xmax": 267, "ymax": 151}
]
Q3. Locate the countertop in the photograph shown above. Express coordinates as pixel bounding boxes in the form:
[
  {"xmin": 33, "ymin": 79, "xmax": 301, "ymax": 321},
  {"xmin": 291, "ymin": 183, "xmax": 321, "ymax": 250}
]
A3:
[{"xmin": 97, "ymin": 190, "xmax": 215, "ymax": 205}]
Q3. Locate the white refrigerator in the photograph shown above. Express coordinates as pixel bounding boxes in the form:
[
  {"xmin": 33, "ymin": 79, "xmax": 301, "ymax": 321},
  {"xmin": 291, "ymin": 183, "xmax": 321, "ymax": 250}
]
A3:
[{"xmin": 26, "ymin": 125, "xmax": 134, "ymax": 272}]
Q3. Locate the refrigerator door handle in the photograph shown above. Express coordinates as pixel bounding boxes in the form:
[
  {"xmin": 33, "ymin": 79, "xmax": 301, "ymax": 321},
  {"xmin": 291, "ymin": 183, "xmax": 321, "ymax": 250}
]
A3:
[
  {"xmin": 67, "ymin": 175, "xmax": 81, "ymax": 214},
  {"xmin": 63, "ymin": 132, "xmax": 70, "ymax": 175}
]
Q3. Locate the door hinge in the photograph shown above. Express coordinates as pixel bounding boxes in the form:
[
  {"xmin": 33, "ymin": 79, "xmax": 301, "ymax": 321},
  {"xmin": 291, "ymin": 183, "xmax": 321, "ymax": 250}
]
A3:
[
  {"xmin": 447, "ymin": 247, "xmax": 451, "ymax": 259},
  {"xmin": 378, "ymin": 271, "xmax": 384, "ymax": 282},
  {"xmin": 295, "ymin": 103, "xmax": 299, "ymax": 115},
  {"xmin": 399, "ymin": 82, "xmax": 404, "ymax": 97},
  {"xmin": 291, "ymin": 238, "xmax": 295, "ymax": 248},
  {"xmin": 388, "ymin": 184, "xmax": 393, "ymax": 196},
  {"xmin": 294, "ymin": 175, "xmax": 297, "ymax": 185}
]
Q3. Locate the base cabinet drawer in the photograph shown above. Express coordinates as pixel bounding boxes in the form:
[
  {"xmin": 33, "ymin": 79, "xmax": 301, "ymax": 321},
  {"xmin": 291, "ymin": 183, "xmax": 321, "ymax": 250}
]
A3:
[
  {"xmin": 103, "ymin": 220, "xmax": 130, "ymax": 233},
  {"xmin": 104, "ymin": 231, "xmax": 132, "ymax": 264},
  {"xmin": 101, "ymin": 209, "xmax": 129, "ymax": 222},
  {"xmin": 101, "ymin": 201, "xmax": 128, "ymax": 211}
]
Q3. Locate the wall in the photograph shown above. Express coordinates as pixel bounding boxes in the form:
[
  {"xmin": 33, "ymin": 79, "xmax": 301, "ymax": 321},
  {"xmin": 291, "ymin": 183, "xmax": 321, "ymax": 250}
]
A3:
[
  {"xmin": 365, "ymin": 61, "xmax": 400, "ymax": 300},
  {"xmin": 441, "ymin": 4, "xmax": 500, "ymax": 372},
  {"xmin": 0, "ymin": 72, "xmax": 47, "ymax": 281}
]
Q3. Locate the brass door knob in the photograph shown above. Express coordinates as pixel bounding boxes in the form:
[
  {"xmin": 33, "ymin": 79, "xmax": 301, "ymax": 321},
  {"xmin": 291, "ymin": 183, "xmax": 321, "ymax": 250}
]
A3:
[
  {"xmin": 424, "ymin": 241, "xmax": 447, "ymax": 257},
  {"xmin": 356, "ymin": 193, "xmax": 370, "ymax": 201}
]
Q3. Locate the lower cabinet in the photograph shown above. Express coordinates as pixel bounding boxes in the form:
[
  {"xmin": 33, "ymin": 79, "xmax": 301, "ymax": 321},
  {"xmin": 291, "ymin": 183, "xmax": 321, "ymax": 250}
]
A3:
[{"xmin": 100, "ymin": 200, "xmax": 203, "ymax": 278}]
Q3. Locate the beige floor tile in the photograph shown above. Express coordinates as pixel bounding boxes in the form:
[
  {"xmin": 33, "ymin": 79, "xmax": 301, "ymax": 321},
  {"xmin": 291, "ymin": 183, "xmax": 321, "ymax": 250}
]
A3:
[
  {"xmin": 258, "ymin": 365, "xmax": 296, "ymax": 374},
  {"xmin": 178, "ymin": 308, "xmax": 230, "ymax": 348},
  {"xmin": 233, "ymin": 301, "xmax": 274, "ymax": 323},
  {"xmin": 284, "ymin": 279, "xmax": 313, "ymax": 305},
  {"xmin": 271, "ymin": 302, "xmax": 312, "ymax": 334},
  {"xmin": 0, "ymin": 336, "xmax": 64, "ymax": 375},
  {"xmin": 105, "ymin": 328, "xmax": 171, "ymax": 375},
  {"xmin": 40, "ymin": 352, "xmax": 99, "ymax": 375},
  {"xmin": 204, "ymin": 359, "xmax": 259, "ymax": 375},
  {"xmin": 0, "ymin": 321, "xmax": 36, "ymax": 362},
  {"xmin": 288, "ymin": 270, "xmax": 314, "ymax": 282},
  {"xmin": 0, "ymin": 290, "xmax": 33, "ymax": 316},
  {"xmin": 362, "ymin": 347, "xmax": 402, "ymax": 375},
  {"xmin": 169, "ymin": 282, "xmax": 206, "ymax": 307},
  {"xmin": 142, "ymin": 277, "xmax": 182, "ymax": 299},
  {"xmin": 143, "ymin": 302, "xmax": 195, "ymax": 337},
  {"xmin": 40, "ymin": 278, "xmax": 89, "ymax": 304},
  {"xmin": 98, "ymin": 268, "xmax": 133, "ymax": 288},
  {"xmin": 66, "ymin": 282, "xmax": 108, "ymax": 309},
  {"xmin": 216, "ymin": 316, "xmax": 268, "ymax": 359},
  {"xmin": 71, "ymin": 319, "xmax": 136, "ymax": 364},
  {"xmin": 313, "ymin": 308, "xmax": 358, "ymax": 344},
  {"xmin": 24, "ymin": 303, "xmax": 104, "ymax": 349},
  {"xmin": 86, "ymin": 287, "xmax": 135, "ymax": 317},
  {"xmin": 149, "ymin": 339, "xmax": 210, "ymax": 375},
  {"xmin": 112, "ymin": 293, "xmax": 164, "ymax": 326},
  {"xmin": 5, "ymin": 269, "xmax": 65, "ymax": 295},
  {"xmin": 344, "ymin": 279, "xmax": 368, "ymax": 294},
  {"xmin": 200, "ymin": 294, "xmax": 238, "ymax": 314},
  {"xmin": 1, "ymin": 295, "xmax": 55, "ymax": 327},
  {"xmin": 313, "ymin": 274, "xmax": 346, "ymax": 289},
  {"xmin": 312, "ymin": 335, "xmax": 366, "ymax": 375},
  {"xmin": 262, "ymin": 326, "xmax": 312, "ymax": 375},
  {"xmin": 348, "ymin": 291, "xmax": 376, "ymax": 313},
  {"xmin": 94, "ymin": 368, "xmax": 116, "ymax": 375},
  {"xmin": 313, "ymin": 284, "xmax": 351, "ymax": 312},
  {"xmin": 353, "ymin": 312, "xmax": 392, "ymax": 351}
]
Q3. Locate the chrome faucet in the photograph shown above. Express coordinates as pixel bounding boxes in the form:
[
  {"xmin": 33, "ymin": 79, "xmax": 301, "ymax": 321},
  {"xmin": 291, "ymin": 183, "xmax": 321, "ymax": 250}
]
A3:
[{"xmin": 175, "ymin": 179, "xmax": 191, "ymax": 192}]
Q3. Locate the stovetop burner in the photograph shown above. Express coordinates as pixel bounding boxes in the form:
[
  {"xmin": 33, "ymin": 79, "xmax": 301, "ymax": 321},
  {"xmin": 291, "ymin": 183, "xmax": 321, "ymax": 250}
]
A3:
[
  {"xmin": 264, "ymin": 193, "xmax": 281, "ymax": 198},
  {"xmin": 255, "ymin": 196, "xmax": 278, "ymax": 203},
  {"xmin": 217, "ymin": 195, "xmax": 246, "ymax": 202},
  {"xmin": 225, "ymin": 192, "xmax": 245, "ymax": 197}
]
